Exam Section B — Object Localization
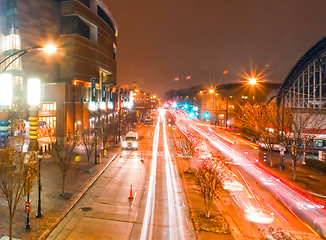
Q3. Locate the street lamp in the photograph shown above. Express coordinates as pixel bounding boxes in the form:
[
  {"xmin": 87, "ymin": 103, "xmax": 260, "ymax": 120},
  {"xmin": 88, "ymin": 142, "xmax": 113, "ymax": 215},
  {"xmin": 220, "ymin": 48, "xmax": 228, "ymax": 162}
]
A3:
[
  {"xmin": 94, "ymin": 127, "xmax": 98, "ymax": 165},
  {"xmin": 27, "ymin": 78, "xmax": 41, "ymax": 226},
  {"xmin": 248, "ymin": 77, "xmax": 257, "ymax": 85},
  {"xmin": 36, "ymin": 149, "xmax": 43, "ymax": 218},
  {"xmin": 1, "ymin": 45, "xmax": 57, "ymax": 72}
]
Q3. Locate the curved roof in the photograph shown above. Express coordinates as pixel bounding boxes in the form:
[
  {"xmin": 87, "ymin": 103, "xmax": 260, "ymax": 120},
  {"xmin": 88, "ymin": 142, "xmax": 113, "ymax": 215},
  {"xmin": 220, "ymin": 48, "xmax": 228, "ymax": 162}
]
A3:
[{"xmin": 277, "ymin": 36, "xmax": 326, "ymax": 104}]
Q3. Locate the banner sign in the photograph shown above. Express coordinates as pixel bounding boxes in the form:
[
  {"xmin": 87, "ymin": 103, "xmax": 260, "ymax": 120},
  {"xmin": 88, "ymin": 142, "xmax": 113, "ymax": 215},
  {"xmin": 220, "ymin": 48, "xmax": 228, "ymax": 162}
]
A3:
[
  {"xmin": 91, "ymin": 78, "xmax": 96, "ymax": 102},
  {"xmin": 101, "ymin": 82, "xmax": 106, "ymax": 102}
]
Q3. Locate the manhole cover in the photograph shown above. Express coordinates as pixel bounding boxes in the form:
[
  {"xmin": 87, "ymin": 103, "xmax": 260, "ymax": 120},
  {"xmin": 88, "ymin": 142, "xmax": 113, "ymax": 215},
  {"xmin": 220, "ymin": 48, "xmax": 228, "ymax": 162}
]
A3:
[{"xmin": 80, "ymin": 207, "xmax": 92, "ymax": 212}]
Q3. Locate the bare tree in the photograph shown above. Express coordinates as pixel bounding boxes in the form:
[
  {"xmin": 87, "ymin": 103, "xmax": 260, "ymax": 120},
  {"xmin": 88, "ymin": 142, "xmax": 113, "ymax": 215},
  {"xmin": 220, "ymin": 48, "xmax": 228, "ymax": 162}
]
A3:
[
  {"xmin": 277, "ymin": 110, "xmax": 326, "ymax": 181},
  {"xmin": 0, "ymin": 146, "xmax": 37, "ymax": 240},
  {"xmin": 179, "ymin": 136, "xmax": 195, "ymax": 172},
  {"xmin": 102, "ymin": 114, "xmax": 118, "ymax": 148},
  {"xmin": 50, "ymin": 131, "xmax": 80, "ymax": 197},
  {"xmin": 81, "ymin": 128, "xmax": 95, "ymax": 168},
  {"xmin": 236, "ymin": 102, "xmax": 278, "ymax": 167},
  {"xmin": 193, "ymin": 159, "xmax": 222, "ymax": 218},
  {"xmin": 236, "ymin": 101, "xmax": 326, "ymax": 181}
]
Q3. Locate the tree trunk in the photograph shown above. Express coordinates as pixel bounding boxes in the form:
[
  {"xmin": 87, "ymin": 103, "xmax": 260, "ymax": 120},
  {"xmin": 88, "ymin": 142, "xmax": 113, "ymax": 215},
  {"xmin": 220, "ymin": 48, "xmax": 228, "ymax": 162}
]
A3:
[
  {"xmin": 9, "ymin": 213, "xmax": 13, "ymax": 240},
  {"xmin": 206, "ymin": 200, "xmax": 211, "ymax": 218},
  {"xmin": 269, "ymin": 149, "xmax": 273, "ymax": 167},
  {"xmin": 61, "ymin": 171, "xmax": 66, "ymax": 196},
  {"xmin": 188, "ymin": 159, "xmax": 191, "ymax": 172},
  {"xmin": 292, "ymin": 159, "xmax": 297, "ymax": 181}
]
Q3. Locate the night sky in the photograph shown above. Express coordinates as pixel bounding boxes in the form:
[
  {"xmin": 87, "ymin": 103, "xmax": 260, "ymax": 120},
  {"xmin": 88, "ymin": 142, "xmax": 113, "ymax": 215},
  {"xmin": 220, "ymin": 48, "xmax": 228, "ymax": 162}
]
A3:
[{"xmin": 106, "ymin": 0, "xmax": 326, "ymax": 97}]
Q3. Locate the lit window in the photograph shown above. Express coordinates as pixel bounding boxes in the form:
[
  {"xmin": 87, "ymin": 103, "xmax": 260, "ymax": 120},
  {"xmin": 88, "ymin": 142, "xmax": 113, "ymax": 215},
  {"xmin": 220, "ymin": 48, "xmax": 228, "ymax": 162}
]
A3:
[
  {"xmin": 5, "ymin": 34, "xmax": 20, "ymax": 50},
  {"xmin": 4, "ymin": 56, "xmax": 21, "ymax": 70}
]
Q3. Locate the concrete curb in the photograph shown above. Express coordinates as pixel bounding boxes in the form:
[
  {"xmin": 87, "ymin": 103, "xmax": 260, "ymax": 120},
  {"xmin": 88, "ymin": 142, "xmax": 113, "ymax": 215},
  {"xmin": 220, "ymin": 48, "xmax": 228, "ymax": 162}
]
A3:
[{"xmin": 38, "ymin": 150, "xmax": 121, "ymax": 240}]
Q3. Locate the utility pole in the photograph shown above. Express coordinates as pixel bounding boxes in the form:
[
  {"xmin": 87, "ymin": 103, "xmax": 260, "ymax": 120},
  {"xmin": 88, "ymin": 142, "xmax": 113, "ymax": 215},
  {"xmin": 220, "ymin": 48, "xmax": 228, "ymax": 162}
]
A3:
[
  {"xmin": 280, "ymin": 90, "xmax": 285, "ymax": 170},
  {"xmin": 118, "ymin": 88, "xmax": 122, "ymax": 143},
  {"xmin": 225, "ymin": 96, "xmax": 229, "ymax": 130}
]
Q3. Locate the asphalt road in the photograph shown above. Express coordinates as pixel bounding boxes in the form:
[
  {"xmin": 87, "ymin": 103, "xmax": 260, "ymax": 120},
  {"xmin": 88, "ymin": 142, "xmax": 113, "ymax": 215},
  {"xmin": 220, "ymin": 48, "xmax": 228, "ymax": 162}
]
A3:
[{"xmin": 47, "ymin": 113, "xmax": 193, "ymax": 240}]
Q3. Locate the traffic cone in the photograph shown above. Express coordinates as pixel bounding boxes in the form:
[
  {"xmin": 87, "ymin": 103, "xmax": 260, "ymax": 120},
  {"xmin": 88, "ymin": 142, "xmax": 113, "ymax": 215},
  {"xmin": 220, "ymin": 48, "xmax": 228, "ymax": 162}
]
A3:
[{"xmin": 129, "ymin": 185, "xmax": 134, "ymax": 199}]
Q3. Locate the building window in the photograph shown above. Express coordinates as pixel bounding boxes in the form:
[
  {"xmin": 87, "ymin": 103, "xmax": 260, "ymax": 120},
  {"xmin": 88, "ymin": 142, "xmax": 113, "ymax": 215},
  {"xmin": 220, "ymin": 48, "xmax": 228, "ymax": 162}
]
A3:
[
  {"xmin": 78, "ymin": 0, "xmax": 90, "ymax": 7},
  {"xmin": 6, "ymin": 0, "xmax": 17, "ymax": 10},
  {"xmin": 39, "ymin": 117, "xmax": 56, "ymax": 133},
  {"xmin": 42, "ymin": 103, "xmax": 56, "ymax": 111},
  {"xmin": 97, "ymin": 6, "xmax": 116, "ymax": 33},
  {"xmin": 61, "ymin": 16, "xmax": 90, "ymax": 39},
  {"xmin": 4, "ymin": 56, "xmax": 21, "ymax": 70},
  {"xmin": 5, "ymin": 34, "xmax": 20, "ymax": 50},
  {"xmin": 6, "ymin": 14, "xmax": 19, "ymax": 30},
  {"xmin": 12, "ymin": 76, "xmax": 23, "ymax": 91}
]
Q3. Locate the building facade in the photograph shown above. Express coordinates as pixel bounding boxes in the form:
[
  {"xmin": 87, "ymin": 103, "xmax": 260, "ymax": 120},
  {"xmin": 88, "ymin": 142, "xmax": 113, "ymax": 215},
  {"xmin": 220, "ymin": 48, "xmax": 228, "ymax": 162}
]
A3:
[
  {"xmin": 277, "ymin": 36, "xmax": 326, "ymax": 111},
  {"xmin": 0, "ymin": 0, "xmax": 118, "ymax": 138}
]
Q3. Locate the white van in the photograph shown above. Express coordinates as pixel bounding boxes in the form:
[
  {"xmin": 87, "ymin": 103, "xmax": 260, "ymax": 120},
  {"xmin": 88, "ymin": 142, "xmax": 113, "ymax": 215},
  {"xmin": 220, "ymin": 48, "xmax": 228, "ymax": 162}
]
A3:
[{"xmin": 122, "ymin": 132, "xmax": 138, "ymax": 150}]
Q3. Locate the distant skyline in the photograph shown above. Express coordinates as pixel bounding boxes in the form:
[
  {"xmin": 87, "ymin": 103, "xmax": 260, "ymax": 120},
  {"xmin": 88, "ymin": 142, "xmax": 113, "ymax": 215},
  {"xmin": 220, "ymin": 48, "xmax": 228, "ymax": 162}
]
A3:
[{"xmin": 106, "ymin": 0, "xmax": 326, "ymax": 96}]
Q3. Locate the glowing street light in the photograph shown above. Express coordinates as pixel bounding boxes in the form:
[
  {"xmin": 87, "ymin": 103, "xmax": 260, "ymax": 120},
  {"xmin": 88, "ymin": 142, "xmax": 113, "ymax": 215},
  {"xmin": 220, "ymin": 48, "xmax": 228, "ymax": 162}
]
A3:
[
  {"xmin": 248, "ymin": 78, "xmax": 257, "ymax": 85},
  {"xmin": 1, "ymin": 44, "xmax": 57, "ymax": 72},
  {"xmin": 42, "ymin": 45, "xmax": 57, "ymax": 54},
  {"xmin": 209, "ymin": 88, "xmax": 214, "ymax": 94}
]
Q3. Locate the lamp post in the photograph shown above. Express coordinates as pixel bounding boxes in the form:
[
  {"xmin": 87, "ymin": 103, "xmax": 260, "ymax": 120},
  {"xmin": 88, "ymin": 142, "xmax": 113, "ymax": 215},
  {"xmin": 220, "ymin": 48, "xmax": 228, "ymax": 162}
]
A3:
[
  {"xmin": 225, "ymin": 96, "xmax": 229, "ymax": 130},
  {"xmin": 94, "ymin": 127, "xmax": 98, "ymax": 165},
  {"xmin": 280, "ymin": 89, "xmax": 286, "ymax": 170},
  {"xmin": 24, "ymin": 154, "xmax": 31, "ymax": 229},
  {"xmin": 36, "ymin": 149, "xmax": 43, "ymax": 218},
  {"xmin": 26, "ymin": 78, "xmax": 41, "ymax": 227}
]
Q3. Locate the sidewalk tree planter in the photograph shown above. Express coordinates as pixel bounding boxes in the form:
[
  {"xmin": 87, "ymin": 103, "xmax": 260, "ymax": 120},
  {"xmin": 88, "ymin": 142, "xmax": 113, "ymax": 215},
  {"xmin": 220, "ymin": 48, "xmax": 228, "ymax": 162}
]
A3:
[
  {"xmin": 193, "ymin": 159, "xmax": 222, "ymax": 218},
  {"xmin": 101, "ymin": 114, "xmax": 118, "ymax": 148},
  {"xmin": 178, "ymin": 135, "xmax": 195, "ymax": 172},
  {"xmin": 81, "ymin": 128, "xmax": 96, "ymax": 169},
  {"xmin": 50, "ymin": 131, "xmax": 80, "ymax": 198}
]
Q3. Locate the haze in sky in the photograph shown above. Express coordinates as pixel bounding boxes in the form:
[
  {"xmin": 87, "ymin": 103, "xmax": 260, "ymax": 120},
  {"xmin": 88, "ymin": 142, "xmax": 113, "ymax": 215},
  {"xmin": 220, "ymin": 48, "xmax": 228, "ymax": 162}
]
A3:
[{"xmin": 106, "ymin": 0, "xmax": 326, "ymax": 97}]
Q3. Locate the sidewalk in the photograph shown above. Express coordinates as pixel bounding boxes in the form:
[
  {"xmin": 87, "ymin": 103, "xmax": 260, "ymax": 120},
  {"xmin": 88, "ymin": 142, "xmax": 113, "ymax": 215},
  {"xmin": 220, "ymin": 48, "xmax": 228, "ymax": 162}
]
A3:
[{"xmin": 0, "ymin": 144, "xmax": 120, "ymax": 240}]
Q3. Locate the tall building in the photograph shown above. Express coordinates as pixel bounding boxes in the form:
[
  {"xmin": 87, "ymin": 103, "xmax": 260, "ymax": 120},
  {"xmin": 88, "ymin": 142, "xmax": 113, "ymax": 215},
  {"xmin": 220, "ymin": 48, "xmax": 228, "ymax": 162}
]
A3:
[{"xmin": 0, "ymin": 0, "xmax": 118, "ymax": 138}]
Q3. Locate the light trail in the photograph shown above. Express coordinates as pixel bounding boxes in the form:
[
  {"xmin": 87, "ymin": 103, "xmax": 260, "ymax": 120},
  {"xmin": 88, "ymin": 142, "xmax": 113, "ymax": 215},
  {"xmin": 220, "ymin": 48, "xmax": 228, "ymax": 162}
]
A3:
[
  {"xmin": 191, "ymin": 119, "xmax": 324, "ymax": 238},
  {"xmin": 141, "ymin": 108, "xmax": 189, "ymax": 239},
  {"xmin": 140, "ymin": 118, "xmax": 160, "ymax": 240},
  {"xmin": 163, "ymin": 115, "xmax": 186, "ymax": 240},
  {"xmin": 170, "ymin": 109, "xmax": 324, "ymax": 239}
]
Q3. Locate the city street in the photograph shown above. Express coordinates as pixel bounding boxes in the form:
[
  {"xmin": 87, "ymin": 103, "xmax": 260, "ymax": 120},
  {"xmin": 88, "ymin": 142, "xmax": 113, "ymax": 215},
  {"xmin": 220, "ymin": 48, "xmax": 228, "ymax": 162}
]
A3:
[
  {"xmin": 171, "ymin": 109, "xmax": 323, "ymax": 239},
  {"xmin": 47, "ymin": 112, "xmax": 194, "ymax": 240}
]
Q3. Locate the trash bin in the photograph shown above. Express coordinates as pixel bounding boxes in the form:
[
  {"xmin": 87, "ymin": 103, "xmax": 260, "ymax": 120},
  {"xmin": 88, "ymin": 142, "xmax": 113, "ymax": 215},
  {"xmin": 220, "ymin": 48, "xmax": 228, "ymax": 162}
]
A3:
[{"xmin": 96, "ymin": 153, "xmax": 101, "ymax": 164}]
